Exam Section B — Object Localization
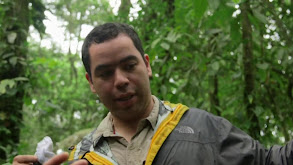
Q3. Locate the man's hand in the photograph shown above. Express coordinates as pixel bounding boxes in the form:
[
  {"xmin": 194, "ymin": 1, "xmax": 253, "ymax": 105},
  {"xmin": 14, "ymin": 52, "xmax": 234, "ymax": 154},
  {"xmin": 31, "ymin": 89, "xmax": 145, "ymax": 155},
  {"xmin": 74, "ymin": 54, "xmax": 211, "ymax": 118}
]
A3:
[
  {"xmin": 43, "ymin": 152, "xmax": 88, "ymax": 165},
  {"xmin": 13, "ymin": 155, "xmax": 38, "ymax": 165},
  {"xmin": 13, "ymin": 153, "xmax": 88, "ymax": 165}
]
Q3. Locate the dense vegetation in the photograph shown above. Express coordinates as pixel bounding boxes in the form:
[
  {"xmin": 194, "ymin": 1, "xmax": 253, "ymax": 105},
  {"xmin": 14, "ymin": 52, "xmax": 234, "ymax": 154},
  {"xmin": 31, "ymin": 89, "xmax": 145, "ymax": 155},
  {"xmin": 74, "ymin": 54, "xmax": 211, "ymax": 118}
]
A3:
[{"xmin": 0, "ymin": 0, "xmax": 292, "ymax": 163}]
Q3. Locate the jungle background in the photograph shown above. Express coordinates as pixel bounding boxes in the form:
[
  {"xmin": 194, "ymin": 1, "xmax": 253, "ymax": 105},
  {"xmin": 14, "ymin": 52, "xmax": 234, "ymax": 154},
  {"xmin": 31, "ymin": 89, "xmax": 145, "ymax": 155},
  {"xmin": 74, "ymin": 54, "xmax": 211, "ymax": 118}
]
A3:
[{"xmin": 0, "ymin": 0, "xmax": 293, "ymax": 163}]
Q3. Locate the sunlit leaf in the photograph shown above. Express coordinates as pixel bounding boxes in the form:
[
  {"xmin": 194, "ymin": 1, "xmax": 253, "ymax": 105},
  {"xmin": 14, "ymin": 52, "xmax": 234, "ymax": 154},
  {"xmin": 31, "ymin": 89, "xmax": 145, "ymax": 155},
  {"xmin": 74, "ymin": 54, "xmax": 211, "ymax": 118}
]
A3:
[
  {"xmin": 7, "ymin": 32, "xmax": 17, "ymax": 44},
  {"xmin": 256, "ymin": 63, "xmax": 269, "ymax": 70},
  {"xmin": 166, "ymin": 31, "xmax": 181, "ymax": 43},
  {"xmin": 2, "ymin": 52, "xmax": 14, "ymax": 59},
  {"xmin": 151, "ymin": 38, "xmax": 161, "ymax": 49},
  {"xmin": 14, "ymin": 77, "xmax": 29, "ymax": 81},
  {"xmin": 160, "ymin": 42, "xmax": 170, "ymax": 50},
  {"xmin": 232, "ymin": 0, "xmax": 241, "ymax": 3},
  {"xmin": 160, "ymin": 85, "xmax": 167, "ymax": 97},
  {"xmin": 9, "ymin": 57, "xmax": 17, "ymax": 66},
  {"xmin": 230, "ymin": 18, "xmax": 241, "ymax": 43},
  {"xmin": 284, "ymin": 0, "xmax": 291, "ymax": 5},
  {"xmin": 277, "ymin": 49, "xmax": 284, "ymax": 60},
  {"xmin": 0, "ymin": 79, "xmax": 16, "ymax": 94},
  {"xmin": 208, "ymin": 0, "xmax": 220, "ymax": 10},
  {"xmin": 192, "ymin": 0, "xmax": 208, "ymax": 24},
  {"xmin": 252, "ymin": 9, "xmax": 267, "ymax": 24},
  {"xmin": 248, "ymin": 95, "xmax": 253, "ymax": 104},
  {"xmin": 211, "ymin": 61, "xmax": 220, "ymax": 71}
]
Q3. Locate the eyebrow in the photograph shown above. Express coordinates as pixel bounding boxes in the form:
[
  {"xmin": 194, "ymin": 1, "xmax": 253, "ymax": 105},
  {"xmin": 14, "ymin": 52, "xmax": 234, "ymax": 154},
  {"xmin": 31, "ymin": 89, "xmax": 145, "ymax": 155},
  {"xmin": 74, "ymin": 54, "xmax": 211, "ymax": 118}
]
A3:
[
  {"xmin": 119, "ymin": 55, "xmax": 138, "ymax": 64},
  {"xmin": 94, "ymin": 55, "xmax": 139, "ymax": 73}
]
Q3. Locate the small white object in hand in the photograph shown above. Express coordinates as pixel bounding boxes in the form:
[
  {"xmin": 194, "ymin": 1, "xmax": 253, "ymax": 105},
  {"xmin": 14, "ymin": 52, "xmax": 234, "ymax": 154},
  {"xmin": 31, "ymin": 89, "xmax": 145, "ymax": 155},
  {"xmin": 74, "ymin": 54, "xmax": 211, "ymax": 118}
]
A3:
[{"xmin": 35, "ymin": 136, "xmax": 56, "ymax": 164}]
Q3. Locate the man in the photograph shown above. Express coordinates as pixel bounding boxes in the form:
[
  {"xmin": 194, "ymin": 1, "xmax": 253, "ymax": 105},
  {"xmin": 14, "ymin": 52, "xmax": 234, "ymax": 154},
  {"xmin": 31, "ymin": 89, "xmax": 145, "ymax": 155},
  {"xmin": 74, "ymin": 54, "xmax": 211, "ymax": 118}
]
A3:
[{"xmin": 13, "ymin": 23, "xmax": 293, "ymax": 165}]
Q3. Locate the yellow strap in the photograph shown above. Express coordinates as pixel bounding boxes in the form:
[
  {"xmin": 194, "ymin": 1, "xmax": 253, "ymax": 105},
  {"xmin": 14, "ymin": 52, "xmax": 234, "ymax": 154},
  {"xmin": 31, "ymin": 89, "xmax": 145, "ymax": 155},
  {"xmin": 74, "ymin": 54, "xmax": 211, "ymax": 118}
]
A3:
[
  {"xmin": 145, "ymin": 103, "xmax": 189, "ymax": 165},
  {"xmin": 83, "ymin": 151, "xmax": 114, "ymax": 165},
  {"xmin": 68, "ymin": 146, "xmax": 77, "ymax": 161}
]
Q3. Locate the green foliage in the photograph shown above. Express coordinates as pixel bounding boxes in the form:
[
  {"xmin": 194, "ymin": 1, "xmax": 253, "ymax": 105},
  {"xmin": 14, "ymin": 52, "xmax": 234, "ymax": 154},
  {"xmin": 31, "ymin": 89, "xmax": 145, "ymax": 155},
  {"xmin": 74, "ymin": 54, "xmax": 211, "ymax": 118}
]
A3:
[
  {"xmin": 130, "ymin": 0, "xmax": 293, "ymax": 146},
  {"xmin": 1, "ymin": 0, "xmax": 293, "ymax": 161},
  {"xmin": 0, "ymin": 77, "xmax": 28, "ymax": 95},
  {"xmin": 18, "ymin": 43, "xmax": 107, "ymax": 155},
  {"xmin": 30, "ymin": 0, "xmax": 46, "ymax": 35}
]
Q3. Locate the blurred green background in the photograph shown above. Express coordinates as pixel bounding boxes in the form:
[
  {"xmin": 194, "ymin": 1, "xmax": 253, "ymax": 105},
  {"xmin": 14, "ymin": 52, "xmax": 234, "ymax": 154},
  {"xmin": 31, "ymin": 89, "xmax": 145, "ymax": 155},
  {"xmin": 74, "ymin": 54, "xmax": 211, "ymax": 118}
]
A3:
[{"xmin": 1, "ymin": 0, "xmax": 293, "ymax": 163}]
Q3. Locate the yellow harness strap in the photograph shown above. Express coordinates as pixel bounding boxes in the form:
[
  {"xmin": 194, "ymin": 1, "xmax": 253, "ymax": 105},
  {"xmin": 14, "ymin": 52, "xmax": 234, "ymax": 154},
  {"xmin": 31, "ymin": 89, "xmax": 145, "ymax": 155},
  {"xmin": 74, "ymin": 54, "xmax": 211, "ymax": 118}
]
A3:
[
  {"xmin": 145, "ymin": 102, "xmax": 189, "ymax": 165},
  {"xmin": 83, "ymin": 151, "xmax": 114, "ymax": 165},
  {"xmin": 68, "ymin": 102, "xmax": 188, "ymax": 165},
  {"xmin": 68, "ymin": 146, "xmax": 77, "ymax": 161}
]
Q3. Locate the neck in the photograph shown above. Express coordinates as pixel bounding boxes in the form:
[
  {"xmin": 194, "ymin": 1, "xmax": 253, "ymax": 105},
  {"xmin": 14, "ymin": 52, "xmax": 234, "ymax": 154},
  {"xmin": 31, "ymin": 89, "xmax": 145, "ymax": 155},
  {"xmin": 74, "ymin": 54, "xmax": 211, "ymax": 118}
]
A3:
[
  {"xmin": 112, "ymin": 97, "xmax": 154, "ymax": 142},
  {"xmin": 112, "ymin": 118, "xmax": 139, "ymax": 142}
]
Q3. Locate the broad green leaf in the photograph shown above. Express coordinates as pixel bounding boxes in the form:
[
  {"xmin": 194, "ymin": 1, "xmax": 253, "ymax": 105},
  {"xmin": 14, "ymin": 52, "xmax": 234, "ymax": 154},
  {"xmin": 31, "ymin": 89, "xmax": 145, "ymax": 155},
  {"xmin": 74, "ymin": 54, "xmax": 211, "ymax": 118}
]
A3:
[
  {"xmin": 0, "ymin": 112, "xmax": 6, "ymax": 120},
  {"xmin": 1, "ymin": 79, "xmax": 15, "ymax": 88},
  {"xmin": 191, "ymin": 0, "xmax": 208, "ymax": 24},
  {"xmin": 232, "ymin": 72, "xmax": 242, "ymax": 79},
  {"xmin": 2, "ymin": 52, "xmax": 14, "ymax": 59},
  {"xmin": 18, "ymin": 60, "xmax": 27, "ymax": 66},
  {"xmin": 7, "ymin": 32, "xmax": 17, "ymax": 44},
  {"xmin": 208, "ymin": 0, "xmax": 220, "ymax": 10},
  {"xmin": 14, "ymin": 77, "xmax": 29, "ymax": 81},
  {"xmin": 207, "ymin": 52, "xmax": 213, "ymax": 58},
  {"xmin": 284, "ymin": 0, "xmax": 291, "ymax": 5},
  {"xmin": 166, "ymin": 65, "xmax": 174, "ymax": 78},
  {"xmin": 277, "ymin": 49, "xmax": 284, "ymax": 60},
  {"xmin": 166, "ymin": 31, "xmax": 181, "ymax": 43},
  {"xmin": 0, "ymin": 85, "xmax": 5, "ymax": 94},
  {"xmin": 160, "ymin": 85, "xmax": 167, "ymax": 97},
  {"xmin": 220, "ymin": 60, "xmax": 226, "ymax": 66},
  {"xmin": 256, "ymin": 63, "xmax": 269, "ymax": 70},
  {"xmin": 248, "ymin": 95, "xmax": 253, "ymax": 104},
  {"xmin": 252, "ymin": 9, "xmax": 267, "ymax": 24},
  {"xmin": 160, "ymin": 42, "xmax": 170, "ymax": 50},
  {"xmin": 207, "ymin": 29, "xmax": 222, "ymax": 35},
  {"xmin": 0, "ymin": 79, "xmax": 16, "ymax": 94},
  {"xmin": 151, "ymin": 38, "xmax": 161, "ymax": 49},
  {"xmin": 9, "ymin": 56, "xmax": 17, "ymax": 66},
  {"xmin": 211, "ymin": 61, "xmax": 220, "ymax": 71},
  {"xmin": 230, "ymin": 18, "xmax": 241, "ymax": 43}
]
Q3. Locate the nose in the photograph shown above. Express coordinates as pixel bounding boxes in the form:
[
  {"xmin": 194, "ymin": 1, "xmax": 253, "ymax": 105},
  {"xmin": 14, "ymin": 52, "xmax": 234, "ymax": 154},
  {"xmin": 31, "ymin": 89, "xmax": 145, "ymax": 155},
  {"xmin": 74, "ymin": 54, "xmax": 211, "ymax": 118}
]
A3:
[{"xmin": 114, "ymin": 69, "xmax": 129, "ymax": 89}]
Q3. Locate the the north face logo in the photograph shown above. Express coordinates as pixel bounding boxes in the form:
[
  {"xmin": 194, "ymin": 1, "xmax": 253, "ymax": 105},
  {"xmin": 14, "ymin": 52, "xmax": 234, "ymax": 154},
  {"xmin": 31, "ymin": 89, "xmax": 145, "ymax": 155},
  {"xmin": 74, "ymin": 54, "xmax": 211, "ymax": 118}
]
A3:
[{"xmin": 175, "ymin": 126, "xmax": 194, "ymax": 134}]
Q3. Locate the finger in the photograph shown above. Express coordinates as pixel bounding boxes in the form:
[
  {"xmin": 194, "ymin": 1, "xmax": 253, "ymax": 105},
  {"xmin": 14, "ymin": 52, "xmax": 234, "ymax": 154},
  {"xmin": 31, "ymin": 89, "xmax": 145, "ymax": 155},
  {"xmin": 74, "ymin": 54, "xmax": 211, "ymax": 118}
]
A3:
[
  {"xmin": 13, "ymin": 155, "xmax": 38, "ymax": 164},
  {"xmin": 71, "ymin": 159, "xmax": 88, "ymax": 165},
  {"xmin": 43, "ymin": 152, "xmax": 69, "ymax": 165}
]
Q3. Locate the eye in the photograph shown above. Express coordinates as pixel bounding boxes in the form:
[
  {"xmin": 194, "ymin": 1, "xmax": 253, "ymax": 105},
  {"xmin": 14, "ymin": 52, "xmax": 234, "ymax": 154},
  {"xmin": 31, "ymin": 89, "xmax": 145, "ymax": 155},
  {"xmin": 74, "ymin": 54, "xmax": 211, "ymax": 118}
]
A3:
[
  {"xmin": 98, "ymin": 70, "xmax": 114, "ymax": 78},
  {"xmin": 125, "ymin": 63, "xmax": 137, "ymax": 71}
]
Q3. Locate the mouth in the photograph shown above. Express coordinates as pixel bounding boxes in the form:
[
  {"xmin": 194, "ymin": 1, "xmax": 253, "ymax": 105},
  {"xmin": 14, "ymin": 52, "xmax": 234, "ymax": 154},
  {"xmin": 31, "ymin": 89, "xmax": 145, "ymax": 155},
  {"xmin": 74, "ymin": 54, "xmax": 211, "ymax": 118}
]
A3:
[{"xmin": 115, "ymin": 94, "xmax": 135, "ymax": 102}]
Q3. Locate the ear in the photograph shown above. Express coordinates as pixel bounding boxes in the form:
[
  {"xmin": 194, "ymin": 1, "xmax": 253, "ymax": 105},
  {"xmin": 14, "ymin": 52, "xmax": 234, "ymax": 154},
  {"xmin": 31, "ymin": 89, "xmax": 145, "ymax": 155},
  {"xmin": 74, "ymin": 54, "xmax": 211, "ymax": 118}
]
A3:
[
  {"xmin": 86, "ymin": 72, "xmax": 97, "ymax": 93},
  {"xmin": 144, "ymin": 54, "xmax": 152, "ymax": 78}
]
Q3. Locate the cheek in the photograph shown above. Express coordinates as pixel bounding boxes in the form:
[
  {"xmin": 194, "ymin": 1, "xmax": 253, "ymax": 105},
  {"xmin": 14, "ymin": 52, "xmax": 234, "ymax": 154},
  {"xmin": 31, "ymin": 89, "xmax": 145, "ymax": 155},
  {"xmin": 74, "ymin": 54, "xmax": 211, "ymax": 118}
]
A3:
[
  {"xmin": 131, "ymin": 75, "xmax": 149, "ymax": 90},
  {"xmin": 95, "ymin": 81, "xmax": 112, "ymax": 96}
]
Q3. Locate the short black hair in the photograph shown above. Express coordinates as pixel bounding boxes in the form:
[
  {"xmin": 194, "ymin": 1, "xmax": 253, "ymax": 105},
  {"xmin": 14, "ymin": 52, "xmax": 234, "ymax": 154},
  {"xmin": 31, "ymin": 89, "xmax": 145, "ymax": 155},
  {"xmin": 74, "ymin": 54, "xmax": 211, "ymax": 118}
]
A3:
[{"xmin": 81, "ymin": 23, "xmax": 145, "ymax": 79}]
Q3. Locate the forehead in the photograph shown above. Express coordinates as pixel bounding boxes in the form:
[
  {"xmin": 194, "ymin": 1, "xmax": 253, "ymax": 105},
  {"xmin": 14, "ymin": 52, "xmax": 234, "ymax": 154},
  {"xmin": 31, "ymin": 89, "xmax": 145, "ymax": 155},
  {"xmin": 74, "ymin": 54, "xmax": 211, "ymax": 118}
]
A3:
[{"xmin": 88, "ymin": 34, "xmax": 141, "ymax": 66}]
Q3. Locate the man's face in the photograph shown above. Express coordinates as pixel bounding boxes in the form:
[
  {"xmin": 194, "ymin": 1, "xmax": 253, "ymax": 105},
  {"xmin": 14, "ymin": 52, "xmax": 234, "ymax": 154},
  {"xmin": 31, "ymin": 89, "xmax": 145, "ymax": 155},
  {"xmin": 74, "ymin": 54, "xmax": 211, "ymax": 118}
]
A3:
[{"xmin": 86, "ymin": 34, "xmax": 153, "ymax": 121}]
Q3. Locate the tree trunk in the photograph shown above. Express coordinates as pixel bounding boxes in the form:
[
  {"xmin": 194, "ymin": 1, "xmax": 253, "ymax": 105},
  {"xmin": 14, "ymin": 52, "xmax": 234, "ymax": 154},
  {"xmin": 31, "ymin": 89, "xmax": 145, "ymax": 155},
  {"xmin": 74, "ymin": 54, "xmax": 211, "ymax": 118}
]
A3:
[
  {"xmin": 118, "ymin": 0, "xmax": 132, "ymax": 20},
  {"xmin": 0, "ymin": 0, "xmax": 29, "ymax": 159},
  {"xmin": 240, "ymin": 0, "xmax": 260, "ymax": 139},
  {"xmin": 209, "ymin": 75, "xmax": 220, "ymax": 115}
]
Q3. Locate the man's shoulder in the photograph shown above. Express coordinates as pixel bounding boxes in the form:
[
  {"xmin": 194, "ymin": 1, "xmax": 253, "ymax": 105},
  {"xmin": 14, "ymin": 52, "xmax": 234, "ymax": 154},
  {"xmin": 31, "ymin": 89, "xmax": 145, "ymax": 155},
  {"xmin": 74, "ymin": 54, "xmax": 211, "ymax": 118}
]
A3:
[
  {"xmin": 178, "ymin": 107, "xmax": 230, "ymax": 133},
  {"xmin": 186, "ymin": 107, "xmax": 221, "ymax": 120}
]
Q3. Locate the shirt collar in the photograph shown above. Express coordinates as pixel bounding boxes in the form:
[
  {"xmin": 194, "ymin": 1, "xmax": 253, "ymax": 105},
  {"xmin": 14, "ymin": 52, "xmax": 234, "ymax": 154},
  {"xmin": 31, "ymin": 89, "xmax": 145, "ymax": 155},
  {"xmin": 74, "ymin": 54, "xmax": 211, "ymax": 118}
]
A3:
[
  {"xmin": 93, "ymin": 95, "xmax": 160, "ymax": 140},
  {"xmin": 146, "ymin": 95, "xmax": 159, "ymax": 129}
]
